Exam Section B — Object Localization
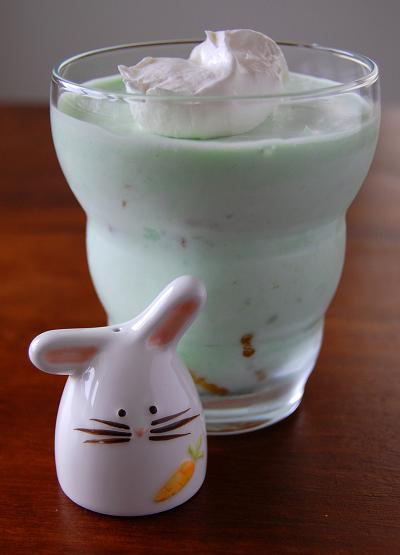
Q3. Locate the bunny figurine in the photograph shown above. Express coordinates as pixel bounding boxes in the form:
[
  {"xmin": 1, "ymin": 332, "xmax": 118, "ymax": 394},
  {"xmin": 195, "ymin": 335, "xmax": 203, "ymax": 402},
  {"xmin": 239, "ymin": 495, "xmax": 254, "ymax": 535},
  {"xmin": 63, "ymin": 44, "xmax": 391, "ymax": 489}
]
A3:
[{"xmin": 29, "ymin": 275, "xmax": 207, "ymax": 516}]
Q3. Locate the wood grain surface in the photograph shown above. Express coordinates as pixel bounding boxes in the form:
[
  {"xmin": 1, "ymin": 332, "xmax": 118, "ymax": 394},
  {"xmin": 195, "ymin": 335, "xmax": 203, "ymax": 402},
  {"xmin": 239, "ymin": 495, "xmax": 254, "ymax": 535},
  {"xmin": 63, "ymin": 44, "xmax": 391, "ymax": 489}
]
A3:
[{"xmin": 0, "ymin": 105, "xmax": 399, "ymax": 554}]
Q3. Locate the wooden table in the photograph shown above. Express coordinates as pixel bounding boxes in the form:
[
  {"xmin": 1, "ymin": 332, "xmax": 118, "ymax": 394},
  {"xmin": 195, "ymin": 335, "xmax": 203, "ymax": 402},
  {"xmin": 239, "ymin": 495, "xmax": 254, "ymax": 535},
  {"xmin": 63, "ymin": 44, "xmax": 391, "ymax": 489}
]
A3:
[{"xmin": 0, "ymin": 106, "xmax": 399, "ymax": 554}]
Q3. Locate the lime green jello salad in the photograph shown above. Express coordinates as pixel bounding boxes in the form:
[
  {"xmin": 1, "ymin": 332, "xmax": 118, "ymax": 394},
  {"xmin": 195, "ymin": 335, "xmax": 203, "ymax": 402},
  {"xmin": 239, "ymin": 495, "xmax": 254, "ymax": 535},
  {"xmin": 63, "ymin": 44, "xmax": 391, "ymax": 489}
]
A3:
[{"xmin": 51, "ymin": 30, "xmax": 380, "ymax": 433}]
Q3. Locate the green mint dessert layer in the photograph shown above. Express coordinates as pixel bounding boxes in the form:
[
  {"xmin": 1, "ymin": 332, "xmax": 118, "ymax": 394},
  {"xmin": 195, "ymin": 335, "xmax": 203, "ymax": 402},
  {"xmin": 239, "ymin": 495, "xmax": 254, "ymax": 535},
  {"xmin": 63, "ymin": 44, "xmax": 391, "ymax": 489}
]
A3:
[{"xmin": 51, "ymin": 72, "xmax": 379, "ymax": 397}]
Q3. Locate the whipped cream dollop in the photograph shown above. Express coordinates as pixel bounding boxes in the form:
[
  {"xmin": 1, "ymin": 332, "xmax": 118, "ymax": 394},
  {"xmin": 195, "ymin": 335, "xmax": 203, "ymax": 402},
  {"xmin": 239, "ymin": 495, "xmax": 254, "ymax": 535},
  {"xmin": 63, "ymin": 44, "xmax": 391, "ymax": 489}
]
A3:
[{"xmin": 119, "ymin": 30, "xmax": 288, "ymax": 139}]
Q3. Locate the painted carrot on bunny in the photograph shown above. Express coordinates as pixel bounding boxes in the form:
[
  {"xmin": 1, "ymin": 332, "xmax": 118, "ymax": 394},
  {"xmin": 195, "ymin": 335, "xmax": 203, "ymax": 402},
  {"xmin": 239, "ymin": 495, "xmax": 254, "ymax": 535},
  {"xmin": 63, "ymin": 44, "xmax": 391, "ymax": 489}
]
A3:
[{"xmin": 29, "ymin": 276, "xmax": 207, "ymax": 516}]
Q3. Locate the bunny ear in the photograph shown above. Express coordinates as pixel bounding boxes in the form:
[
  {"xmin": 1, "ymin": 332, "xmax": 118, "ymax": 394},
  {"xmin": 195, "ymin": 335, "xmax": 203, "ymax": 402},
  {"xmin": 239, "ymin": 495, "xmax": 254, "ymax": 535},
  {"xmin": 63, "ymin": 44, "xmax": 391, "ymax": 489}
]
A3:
[
  {"xmin": 134, "ymin": 276, "xmax": 206, "ymax": 348},
  {"xmin": 28, "ymin": 327, "xmax": 106, "ymax": 375},
  {"xmin": 148, "ymin": 298, "xmax": 199, "ymax": 347}
]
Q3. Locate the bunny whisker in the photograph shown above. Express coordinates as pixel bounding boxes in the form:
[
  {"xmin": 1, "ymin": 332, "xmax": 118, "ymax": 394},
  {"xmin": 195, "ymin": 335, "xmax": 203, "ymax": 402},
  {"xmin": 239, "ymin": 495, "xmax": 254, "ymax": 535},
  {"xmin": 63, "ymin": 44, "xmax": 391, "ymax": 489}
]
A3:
[
  {"xmin": 75, "ymin": 428, "xmax": 132, "ymax": 437},
  {"xmin": 150, "ymin": 414, "xmax": 199, "ymax": 434},
  {"xmin": 149, "ymin": 433, "xmax": 190, "ymax": 441},
  {"xmin": 84, "ymin": 438, "xmax": 131, "ymax": 444},
  {"xmin": 90, "ymin": 418, "xmax": 130, "ymax": 430},
  {"xmin": 151, "ymin": 407, "xmax": 190, "ymax": 426}
]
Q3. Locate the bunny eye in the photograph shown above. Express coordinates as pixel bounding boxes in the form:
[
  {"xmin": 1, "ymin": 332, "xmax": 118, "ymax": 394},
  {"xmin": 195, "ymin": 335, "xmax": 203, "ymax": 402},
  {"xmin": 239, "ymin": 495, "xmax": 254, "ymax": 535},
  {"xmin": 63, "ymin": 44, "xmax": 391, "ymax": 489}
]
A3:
[
  {"xmin": 149, "ymin": 405, "xmax": 157, "ymax": 415},
  {"xmin": 118, "ymin": 409, "xmax": 126, "ymax": 417}
]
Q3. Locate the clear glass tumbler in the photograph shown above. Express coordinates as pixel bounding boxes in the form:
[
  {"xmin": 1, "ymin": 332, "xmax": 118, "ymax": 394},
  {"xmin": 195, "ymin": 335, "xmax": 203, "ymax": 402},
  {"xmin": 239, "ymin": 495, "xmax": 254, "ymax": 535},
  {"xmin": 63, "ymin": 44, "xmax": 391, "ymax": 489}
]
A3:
[{"xmin": 51, "ymin": 40, "xmax": 380, "ymax": 434}]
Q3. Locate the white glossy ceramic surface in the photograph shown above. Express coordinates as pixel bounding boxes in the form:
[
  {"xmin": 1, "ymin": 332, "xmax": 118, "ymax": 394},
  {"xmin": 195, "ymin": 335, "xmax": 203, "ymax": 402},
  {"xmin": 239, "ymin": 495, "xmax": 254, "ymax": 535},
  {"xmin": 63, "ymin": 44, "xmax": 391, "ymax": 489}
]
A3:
[{"xmin": 29, "ymin": 275, "xmax": 207, "ymax": 516}]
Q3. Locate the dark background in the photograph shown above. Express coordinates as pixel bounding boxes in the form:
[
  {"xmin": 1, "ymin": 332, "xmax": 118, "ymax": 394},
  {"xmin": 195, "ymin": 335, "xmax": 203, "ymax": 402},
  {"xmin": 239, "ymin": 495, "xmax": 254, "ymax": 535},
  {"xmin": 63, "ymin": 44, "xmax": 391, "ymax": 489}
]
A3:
[{"xmin": 0, "ymin": 0, "xmax": 398, "ymax": 102}]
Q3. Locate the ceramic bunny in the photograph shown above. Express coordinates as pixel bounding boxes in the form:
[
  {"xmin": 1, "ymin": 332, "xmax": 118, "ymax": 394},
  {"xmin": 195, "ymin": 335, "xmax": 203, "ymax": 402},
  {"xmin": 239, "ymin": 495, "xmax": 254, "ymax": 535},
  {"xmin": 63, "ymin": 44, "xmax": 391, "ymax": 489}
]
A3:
[{"xmin": 29, "ymin": 276, "xmax": 207, "ymax": 516}]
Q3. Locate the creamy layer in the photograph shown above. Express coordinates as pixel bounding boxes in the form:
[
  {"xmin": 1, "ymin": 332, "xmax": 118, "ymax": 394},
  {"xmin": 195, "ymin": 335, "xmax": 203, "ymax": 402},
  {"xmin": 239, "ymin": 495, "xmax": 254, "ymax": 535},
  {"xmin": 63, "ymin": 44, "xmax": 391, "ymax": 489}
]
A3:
[{"xmin": 60, "ymin": 72, "xmax": 372, "ymax": 141}]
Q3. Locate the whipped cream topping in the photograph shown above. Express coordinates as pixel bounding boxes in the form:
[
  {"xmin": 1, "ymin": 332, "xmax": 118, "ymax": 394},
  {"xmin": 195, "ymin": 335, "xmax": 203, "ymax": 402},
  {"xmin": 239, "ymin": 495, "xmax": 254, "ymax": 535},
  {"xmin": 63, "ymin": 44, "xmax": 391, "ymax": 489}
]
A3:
[{"xmin": 119, "ymin": 30, "xmax": 288, "ymax": 139}]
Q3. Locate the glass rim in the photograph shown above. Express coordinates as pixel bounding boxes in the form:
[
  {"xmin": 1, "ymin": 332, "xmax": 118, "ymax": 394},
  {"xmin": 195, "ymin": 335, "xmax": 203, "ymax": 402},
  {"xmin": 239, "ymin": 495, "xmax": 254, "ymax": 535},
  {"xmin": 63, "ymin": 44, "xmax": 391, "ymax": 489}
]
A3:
[{"xmin": 52, "ymin": 39, "xmax": 379, "ymax": 102}]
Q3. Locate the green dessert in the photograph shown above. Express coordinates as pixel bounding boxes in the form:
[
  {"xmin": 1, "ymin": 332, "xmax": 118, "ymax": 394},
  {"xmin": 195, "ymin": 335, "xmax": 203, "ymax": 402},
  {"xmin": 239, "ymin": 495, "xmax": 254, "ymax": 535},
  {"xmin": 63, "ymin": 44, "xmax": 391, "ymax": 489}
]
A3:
[{"xmin": 51, "ymin": 70, "xmax": 378, "ymax": 407}]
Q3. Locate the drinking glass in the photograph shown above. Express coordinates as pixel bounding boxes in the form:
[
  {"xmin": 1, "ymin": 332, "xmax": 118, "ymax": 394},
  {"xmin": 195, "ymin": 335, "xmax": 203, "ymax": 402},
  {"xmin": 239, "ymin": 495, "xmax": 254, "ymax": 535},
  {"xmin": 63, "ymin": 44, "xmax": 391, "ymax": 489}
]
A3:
[{"xmin": 51, "ymin": 40, "xmax": 380, "ymax": 434}]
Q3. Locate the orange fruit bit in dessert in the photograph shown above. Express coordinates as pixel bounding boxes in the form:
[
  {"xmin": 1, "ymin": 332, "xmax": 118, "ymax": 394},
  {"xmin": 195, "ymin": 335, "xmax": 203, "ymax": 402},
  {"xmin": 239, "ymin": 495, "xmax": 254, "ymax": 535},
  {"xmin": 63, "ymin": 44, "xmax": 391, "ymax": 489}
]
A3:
[
  {"xmin": 240, "ymin": 333, "xmax": 255, "ymax": 358},
  {"xmin": 189, "ymin": 369, "xmax": 229, "ymax": 396}
]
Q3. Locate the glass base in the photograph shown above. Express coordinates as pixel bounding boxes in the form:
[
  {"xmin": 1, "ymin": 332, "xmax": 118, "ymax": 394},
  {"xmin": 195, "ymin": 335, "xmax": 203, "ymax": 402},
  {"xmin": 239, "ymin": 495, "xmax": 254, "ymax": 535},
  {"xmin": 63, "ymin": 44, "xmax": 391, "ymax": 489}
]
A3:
[
  {"xmin": 200, "ymin": 321, "xmax": 322, "ymax": 435},
  {"xmin": 204, "ymin": 391, "xmax": 303, "ymax": 435},
  {"xmin": 106, "ymin": 313, "xmax": 322, "ymax": 435}
]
